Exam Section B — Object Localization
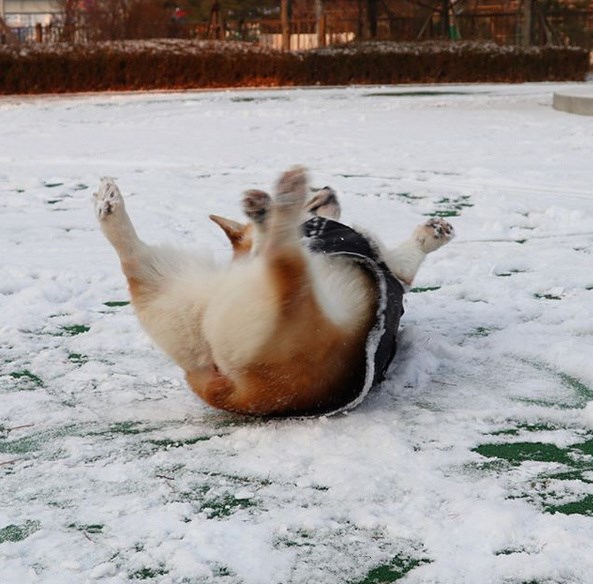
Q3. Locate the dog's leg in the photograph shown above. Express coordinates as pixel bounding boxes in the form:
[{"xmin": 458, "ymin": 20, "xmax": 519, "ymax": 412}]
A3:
[
  {"xmin": 242, "ymin": 189, "xmax": 272, "ymax": 255},
  {"xmin": 186, "ymin": 171, "xmax": 310, "ymax": 413},
  {"xmin": 264, "ymin": 166, "xmax": 311, "ymax": 305},
  {"xmin": 94, "ymin": 177, "xmax": 191, "ymax": 301},
  {"xmin": 384, "ymin": 218, "xmax": 455, "ymax": 286},
  {"xmin": 305, "ymin": 186, "xmax": 341, "ymax": 221},
  {"xmin": 94, "ymin": 178, "xmax": 148, "ymax": 287},
  {"xmin": 95, "ymin": 178, "xmax": 215, "ymax": 371}
]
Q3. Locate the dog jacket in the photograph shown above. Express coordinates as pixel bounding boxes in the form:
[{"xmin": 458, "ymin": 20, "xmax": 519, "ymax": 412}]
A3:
[{"xmin": 303, "ymin": 216, "xmax": 405, "ymax": 414}]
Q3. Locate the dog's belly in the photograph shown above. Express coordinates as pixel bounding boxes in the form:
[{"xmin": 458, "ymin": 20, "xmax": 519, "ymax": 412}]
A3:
[{"xmin": 191, "ymin": 256, "xmax": 376, "ymax": 415}]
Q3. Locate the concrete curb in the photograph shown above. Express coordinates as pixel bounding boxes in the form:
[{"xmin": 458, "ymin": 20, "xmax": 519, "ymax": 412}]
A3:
[{"xmin": 553, "ymin": 91, "xmax": 593, "ymax": 116}]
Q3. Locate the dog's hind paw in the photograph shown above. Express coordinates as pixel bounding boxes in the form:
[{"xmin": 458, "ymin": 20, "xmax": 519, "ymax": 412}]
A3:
[
  {"xmin": 415, "ymin": 218, "xmax": 455, "ymax": 253},
  {"xmin": 94, "ymin": 177, "xmax": 124, "ymax": 220},
  {"xmin": 275, "ymin": 166, "xmax": 308, "ymax": 210},
  {"xmin": 242, "ymin": 190, "xmax": 271, "ymax": 225},
  {"xmin": 427, "ymin": 217, "xmax": 455, "ymax": 240}
]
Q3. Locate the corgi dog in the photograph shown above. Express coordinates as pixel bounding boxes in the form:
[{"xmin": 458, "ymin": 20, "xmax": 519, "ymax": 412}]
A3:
[{"xmin": 94, "ymin": 166, "xmax": 454, "ymax": 416}]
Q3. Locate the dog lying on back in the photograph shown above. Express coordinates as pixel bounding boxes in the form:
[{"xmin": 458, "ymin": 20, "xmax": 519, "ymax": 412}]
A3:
[{"xmin": 94, "ymin": 166, "xmax": 454, "ymax": 416}]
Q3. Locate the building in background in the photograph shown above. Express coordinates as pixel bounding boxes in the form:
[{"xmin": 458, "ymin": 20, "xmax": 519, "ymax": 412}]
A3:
[{"xmin": 2, "ymin": 0, "xmax": 60, "ymax": 41}]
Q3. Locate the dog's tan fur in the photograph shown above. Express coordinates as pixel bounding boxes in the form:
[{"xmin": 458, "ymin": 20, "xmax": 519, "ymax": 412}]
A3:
[{"xmin": 94, "ymin": 167, "xmax": 453, "ymax": 416}]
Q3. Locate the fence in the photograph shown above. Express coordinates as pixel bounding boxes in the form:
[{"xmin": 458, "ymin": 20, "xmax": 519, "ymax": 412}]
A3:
[
  {"xmin": 253, "ymin": 12, "xmax": 593, "ymax": 48},
  {"xmin": 2, "ymin": 10, "xmax": 593, "ymax": 49}
]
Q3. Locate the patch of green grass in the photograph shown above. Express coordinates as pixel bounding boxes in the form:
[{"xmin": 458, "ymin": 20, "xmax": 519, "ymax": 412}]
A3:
[
  {"xmin": 149, "ymin": 435, "xmax": 219, "ymax": 449},
  {"xmin": 473, "ymin": 424, "xmax": 593, "ymax": 517},
  {"xmin": 473, "ymin": 442, "xmax": 573, "ymax": 466},
  {"xmin": 43, "ymin": 181, "xmax": 64, "ymax": 188},
  {"xmin": 212, "ymin": 564, "xmax": 234, "ymax": 577},
  {"xmin": 275, "ymin": 528, "xmax": 315, "ymax": 549},
  {"xmin": 68, "ymin": 353, "xmax": 88, "ymax": 365},
  {"xmin": 556, "ymin": 371, "xmax": 593, "ymax": 404},
  {"xmin": 395, "ymin": 192, "xmax": 425, "ymax": 202},
  {"xmin": 0, "ymin": 434, "xmax": 40, "ymax": 455},
  {"xmin": 9, "ymin": 369, "xmax": 43, "ymax": 389},
  {"xmin": 424, "ymin": 195, "xmax": 473, "ymax": 218},
  {"xmin": 410, "ymin": 286, "xmax": 441, "ymax": 293},
  {"xmin": 0, "ymin": 520, "xmax": 41, "ymax": 543},
  {"xmin": 130, "ymin": 565, "xmax": 169, "ymax": 580},
  {"xmin": 496, "ymin": 269, "xmax": 528, "ymax": 277},
  {"xmin": 489, "ymin": 422, "xmax": 560, "ymax": 436},
  {"xmin": 495, "ymin": 546, "xmax": 528, "ymax": 556},
  {"xmin": 547, "ymin": 495, "xmax": 593, "ymax": 516},
  {"xmin": 350, "ymin": 555, "xmax": 431, "ymax": 584},
  {"xmin": 534, "ymin": 292, "xmax": 562, "ymax": 301},
  {"xmin": 547, "ymin": 469, "xmax": 593, "ymax": 483},
  {"xmin": 171, "ymin": 472, "xmax": 266, "ymax": 519},
  {"xmin": 108, "ymin": 421, "xmax": 145, "ymax": 435},
  {"xmin": 103, "ymin": 300, "xmax": 130, "ymax": 307},
  {"xmin": 467, "ymin": 458, "xmax": 514, "ymax": 474},
  {"xmin": 471, "ymin": 326, "xmax": 497, "ymax": 337},
  {"xmin": 429, "ymin": 209, "xmax": 460, "ymax": 218},
  {"xmin": 58, "ymin": 324, "xmax": 90, "ymax": 336},
  {"xmin": 573, "ymin": 438, "xmax": 593, "ymax": 456},
  {"xmin": 68, "ymin": 523, "xmax": 104, "ymax": 534},
  {"xmin": 514, "ymin": 359, "xmax": 593, "ymax": 408},
  {"xmin": 515, "ymin": 239, "xmax": 528, "ymax": 244},
  {"xmin": 200, "ymin": 491, "xmax": 259, "ymax": 519},
  {"xmin": 0, "ymin": 426, "xmax": 79, "ymax": 456}
]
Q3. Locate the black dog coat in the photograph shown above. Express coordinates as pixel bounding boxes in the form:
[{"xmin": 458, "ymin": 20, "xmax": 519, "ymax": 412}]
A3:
[{"xmin": 302, "ymin": 217, "xmax": 405, "ymax": 414}]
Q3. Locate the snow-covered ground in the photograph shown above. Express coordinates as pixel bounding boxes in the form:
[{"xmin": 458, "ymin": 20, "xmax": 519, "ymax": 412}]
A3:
[{"xmin": 1, "ymin": 83, "xmax": 593, "ymax": 584}]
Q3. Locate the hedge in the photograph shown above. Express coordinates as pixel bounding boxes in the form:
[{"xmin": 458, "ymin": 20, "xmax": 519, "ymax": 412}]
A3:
[{"xmin": 0, "ymin": 39, "xmax": 589, "ymax": 95}]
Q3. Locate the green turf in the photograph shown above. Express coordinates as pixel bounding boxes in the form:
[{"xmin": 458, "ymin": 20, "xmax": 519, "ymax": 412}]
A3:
[
  {"xmin": 350, "ymin": 555, "xmax": 430, "ymax": 583},
  {"xmin": 0, "ymin": 520, "xmax": 41, "ymax": 543}
]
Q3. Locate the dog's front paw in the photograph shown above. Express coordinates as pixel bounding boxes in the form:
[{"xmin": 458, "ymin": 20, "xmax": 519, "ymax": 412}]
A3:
[
  {"xmin": 94, "ymin": 177, "xmax": 124, "ymax": 220},
  {"xmin": 415, "ymin": 218, "xmax": 455, "ymax": 253},
  {"xmin": 275, "ymin": 165, "xmax": 308, "ymax": 210},
  {"xmin": 242, "ymin": 189, "xmax": 271, "ymax": 225}
]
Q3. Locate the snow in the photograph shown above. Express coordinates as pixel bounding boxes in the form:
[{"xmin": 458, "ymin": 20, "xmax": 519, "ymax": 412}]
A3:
[{"xmin": 1, "ymin": 82, "xmax": 593, "ymax": 583}]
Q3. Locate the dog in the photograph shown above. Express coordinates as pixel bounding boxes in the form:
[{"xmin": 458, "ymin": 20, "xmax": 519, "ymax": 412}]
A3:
[{"xmin": 94, "ymin": 166, "xmax": 454, "ymax": 416}]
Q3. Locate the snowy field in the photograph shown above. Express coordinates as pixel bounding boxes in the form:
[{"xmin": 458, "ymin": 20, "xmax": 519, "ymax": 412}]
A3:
[{"xmin": 1, "ymin": 83, "xmax": 593, "ymax": 584}]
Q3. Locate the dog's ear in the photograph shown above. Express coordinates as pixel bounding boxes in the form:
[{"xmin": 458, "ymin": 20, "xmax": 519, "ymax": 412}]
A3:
[
  {"xmin": 209, "ymin": 214, "xmax": 246, "ymax": 243},
  {"xmin": 209, "ymin": 215, "xmax": 253, "ymax": 258}
]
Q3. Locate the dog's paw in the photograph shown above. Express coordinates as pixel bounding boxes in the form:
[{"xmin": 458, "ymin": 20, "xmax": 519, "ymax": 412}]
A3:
[
  {"xmin": 94, "ymin": 177, "xmax": 123, "ymax": 220},
  {"xmin": 415, "ymin": 218, "xmax": 455, "ymax": 253},
  {"xmin": 426, "ymin": 218, "xmax": 455, "ymax": 241},
  {"xmin": 275, "ymin": 165, "xmax": 308, "ymax": 209},
  {"xmin": 242, "ymin": 189, "xmax": 271, "ymax": 225},
  {"xmin": 306, "ymin": 186, "xmax": 341, "ymax": 221}
]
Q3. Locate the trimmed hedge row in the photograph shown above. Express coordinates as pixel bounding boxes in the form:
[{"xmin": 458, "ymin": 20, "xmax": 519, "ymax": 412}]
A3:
[{"xmin": 0, "ymin": 40, "xmax": 589, "ymax": 95}]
